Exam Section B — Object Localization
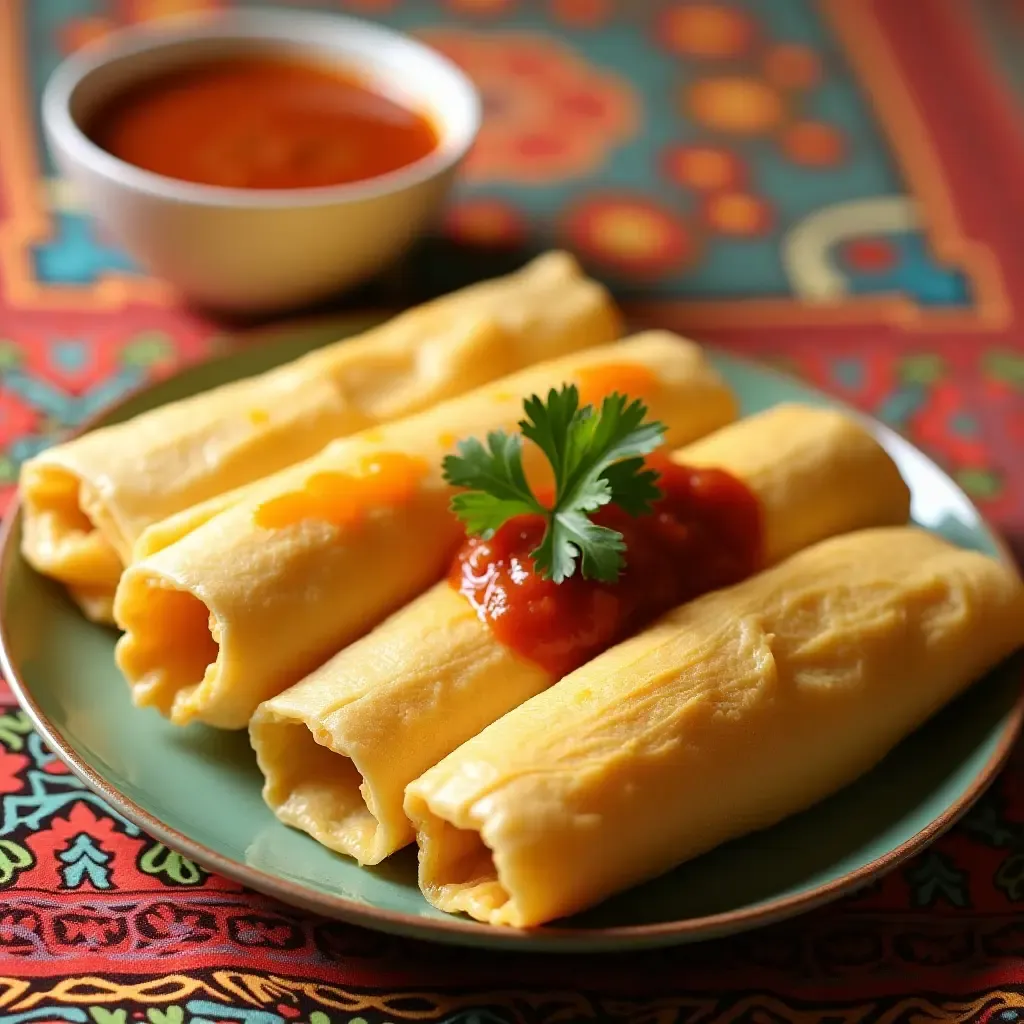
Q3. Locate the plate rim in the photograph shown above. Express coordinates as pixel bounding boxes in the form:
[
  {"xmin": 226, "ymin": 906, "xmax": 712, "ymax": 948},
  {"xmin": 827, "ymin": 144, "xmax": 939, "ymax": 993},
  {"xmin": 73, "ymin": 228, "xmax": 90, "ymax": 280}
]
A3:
[{"xmin": 2, "ymin": 334, "xmax": 1022, "ymax": 952}]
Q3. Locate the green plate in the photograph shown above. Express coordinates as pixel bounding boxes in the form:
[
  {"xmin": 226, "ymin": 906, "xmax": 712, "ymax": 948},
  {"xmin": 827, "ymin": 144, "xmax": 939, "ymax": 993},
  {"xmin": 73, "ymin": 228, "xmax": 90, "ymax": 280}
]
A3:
[{"xmin": 2, "ymin": 319, "xmax": 1021, "ymax": 953}]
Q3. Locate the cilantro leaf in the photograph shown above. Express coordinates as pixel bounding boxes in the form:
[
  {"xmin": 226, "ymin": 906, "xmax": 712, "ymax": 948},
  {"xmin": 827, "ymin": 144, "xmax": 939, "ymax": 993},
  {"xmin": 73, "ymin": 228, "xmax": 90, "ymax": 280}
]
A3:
[
  {"xmin": 535, "ymin": 509, "xmax": 627, "ymax": 585},
  {"xmin": 441, "ymin": 432, "xmax": 543, "ymax": 537},
  {"xmin": 599, "ymin": 456, "xmax": 664, "ymax": 516},
  {"xmin": 442, "ymin": 385, "xmax": 666, "ymax": 583},
  {"xmin": 519, "ymin": 385, "xmax": 581, "ymax": 485},
  {"xmin": 556, "ymin": 393, "xmax": 666, "ymax": 514},
  {"xmin": 448, "ymin": 492, "xmax": 539, "ymax": 538}
]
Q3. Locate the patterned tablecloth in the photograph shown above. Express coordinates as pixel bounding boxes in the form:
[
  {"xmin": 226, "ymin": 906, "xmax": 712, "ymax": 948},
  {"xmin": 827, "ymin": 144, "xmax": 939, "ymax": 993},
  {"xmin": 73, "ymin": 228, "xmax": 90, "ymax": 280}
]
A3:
[{"xmin": 2, "ymin": 0, "xmax": 1024, "ymax": 1019}]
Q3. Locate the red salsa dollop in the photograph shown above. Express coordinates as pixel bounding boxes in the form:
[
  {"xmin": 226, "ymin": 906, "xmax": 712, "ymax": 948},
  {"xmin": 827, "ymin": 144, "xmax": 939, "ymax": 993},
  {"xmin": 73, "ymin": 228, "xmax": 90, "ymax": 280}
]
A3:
[{"xmin": 449, "ymin": 458, "xmax": 763, "ymax": 678}]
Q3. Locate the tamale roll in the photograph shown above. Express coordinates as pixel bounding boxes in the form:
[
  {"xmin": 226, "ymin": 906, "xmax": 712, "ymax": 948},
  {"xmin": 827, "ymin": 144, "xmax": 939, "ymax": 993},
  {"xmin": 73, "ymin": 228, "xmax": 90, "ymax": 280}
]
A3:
[
  {"xmin": 251, "ymin": 404, "xmax": 910, "ymax": 865},
  {"xmin": 115, "ymin": 332, "xmax": 735, "ymax": 729},
  {"xmin": 405, "ymin": 527, "xmax": 1024, "ymax": 927},
  {"xmin": 20, "ymin": 252, "xmax": 620, "ymax": 621}
]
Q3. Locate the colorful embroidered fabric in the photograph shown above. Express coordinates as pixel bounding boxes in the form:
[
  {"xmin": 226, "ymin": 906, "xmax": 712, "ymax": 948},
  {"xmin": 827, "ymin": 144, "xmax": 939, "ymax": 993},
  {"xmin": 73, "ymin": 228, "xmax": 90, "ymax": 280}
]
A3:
[{"xmin": 2, "ymin": 1, "xmax": 1024, "ymax": 1019}]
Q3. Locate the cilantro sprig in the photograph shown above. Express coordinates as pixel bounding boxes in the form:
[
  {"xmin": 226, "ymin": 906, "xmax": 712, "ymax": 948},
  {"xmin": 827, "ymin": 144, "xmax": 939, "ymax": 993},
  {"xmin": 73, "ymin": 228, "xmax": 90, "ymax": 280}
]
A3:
[{"xmin": 442, "ymin": 385, "xmax": 666, "ymax": 583}]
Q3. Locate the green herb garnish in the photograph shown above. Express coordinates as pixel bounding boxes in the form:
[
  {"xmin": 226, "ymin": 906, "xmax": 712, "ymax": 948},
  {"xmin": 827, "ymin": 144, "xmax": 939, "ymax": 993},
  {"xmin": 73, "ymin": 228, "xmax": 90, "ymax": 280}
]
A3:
[{"xmin": 442, "ymin": 385, "xmax": 666, "ymax": 583}]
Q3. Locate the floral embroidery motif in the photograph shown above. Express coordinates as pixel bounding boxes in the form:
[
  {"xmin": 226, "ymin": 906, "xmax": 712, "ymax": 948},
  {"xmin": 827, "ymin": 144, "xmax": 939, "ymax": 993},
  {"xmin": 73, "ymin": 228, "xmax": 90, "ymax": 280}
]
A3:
[{"xmin": 420, "ymin": 30, "xmax": 638, "ymax": 183}]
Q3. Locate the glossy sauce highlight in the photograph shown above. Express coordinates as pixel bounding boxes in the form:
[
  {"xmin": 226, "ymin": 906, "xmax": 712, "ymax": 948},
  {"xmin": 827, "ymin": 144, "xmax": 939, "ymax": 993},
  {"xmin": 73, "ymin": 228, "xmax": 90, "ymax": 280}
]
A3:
[{"xmin": 451, "ymin": 458, "xmax": 763, "ymax": 678}]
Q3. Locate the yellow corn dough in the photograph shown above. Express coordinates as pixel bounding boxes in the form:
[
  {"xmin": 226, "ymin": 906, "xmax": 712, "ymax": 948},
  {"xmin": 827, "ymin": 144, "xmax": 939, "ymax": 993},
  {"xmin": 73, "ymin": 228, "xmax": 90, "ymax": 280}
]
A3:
[
  {"xmin": 115, "ymin": 332, "xmax": 736, "ymax": 730},
  {"xmin": 19, "ymin": 252, "xmax": 621, "ymax": 621},
  {"xmin": 405, "ymin": 527, "xmax": 1024, "ymax": 927},
  {"xmin": 132, "ymin": 480, "xmax": 264, "ymax": 562},
  {"xmin": 250, "ymin": 404, "xmax": 910, "ymax": 865}
]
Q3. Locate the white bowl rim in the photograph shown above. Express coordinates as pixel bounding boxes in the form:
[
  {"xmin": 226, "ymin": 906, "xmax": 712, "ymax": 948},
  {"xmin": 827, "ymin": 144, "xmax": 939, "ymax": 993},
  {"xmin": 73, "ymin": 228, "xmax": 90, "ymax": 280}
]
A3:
[{"xmin": 42, "ymin": 8, "xmax": 482, "ymax": 210}]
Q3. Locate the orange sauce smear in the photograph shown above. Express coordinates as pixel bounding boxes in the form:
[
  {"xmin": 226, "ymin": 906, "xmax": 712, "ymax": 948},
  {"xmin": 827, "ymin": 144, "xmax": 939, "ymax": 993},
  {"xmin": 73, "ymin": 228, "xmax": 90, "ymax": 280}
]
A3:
[
  {"xmin": 86, "ymin": 56, "xmax": 439, "ymax": 190},
  {"xmin": 254, "ymin": 452, "xmax": 428, "ymax": 530},
  {"xmin": 575, "ymin": 363, "xmax": 660, "ymax": 408},
  {"xmin": 450, "ymin": 457, "xmax": 763, "ymax": 679}
]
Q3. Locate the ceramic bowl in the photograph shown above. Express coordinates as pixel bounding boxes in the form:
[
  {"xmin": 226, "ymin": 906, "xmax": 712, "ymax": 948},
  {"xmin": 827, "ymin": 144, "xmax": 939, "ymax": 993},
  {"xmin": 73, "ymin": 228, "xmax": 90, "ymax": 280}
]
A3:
[{"xmin": 41, "ymin": 10, "xmax": 481, "ymax": 313}]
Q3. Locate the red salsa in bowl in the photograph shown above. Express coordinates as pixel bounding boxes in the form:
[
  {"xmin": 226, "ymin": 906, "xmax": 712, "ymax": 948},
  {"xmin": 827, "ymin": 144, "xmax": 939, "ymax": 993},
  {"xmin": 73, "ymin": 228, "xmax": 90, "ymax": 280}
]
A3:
[{"xmin": 85, "ymin": 55, "xmax": 439, "ymax": 191}]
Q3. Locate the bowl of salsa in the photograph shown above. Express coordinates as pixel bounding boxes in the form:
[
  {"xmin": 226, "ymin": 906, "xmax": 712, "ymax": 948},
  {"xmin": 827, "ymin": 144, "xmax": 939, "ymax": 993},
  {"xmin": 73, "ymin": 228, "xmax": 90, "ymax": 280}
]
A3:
[{"xmin": 42, "ymin": 10, "xmax": 480, "ymax": 313}]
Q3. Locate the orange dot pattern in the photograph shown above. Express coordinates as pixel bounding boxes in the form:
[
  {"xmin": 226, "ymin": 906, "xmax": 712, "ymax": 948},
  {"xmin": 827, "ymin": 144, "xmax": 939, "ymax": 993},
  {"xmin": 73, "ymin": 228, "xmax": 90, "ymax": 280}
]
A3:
[
  {"xmin": 126, "ymin": 0, "xmax": 220, "ymax": 21},
  {"xmin": 663, "ymin": 145, "xmax": 746, "ymax": 191},
  {"xmin": 782, "ymin": 121, "xmax": 847, "ymax": 167},
  {"xmin": 660, "ymin": 4, "xmax": 756, "ymax": 58},
  {"xmin": 445, "ymin": 0, "xmax": 515, "ymax": 14},
  {"xmin": 565, "ymin": 196, "xmax": 694, "ymax": 279},
  {"xmin": 686, "ymin": 76, "xmax": 784, "ymax": 135},
  {"xmin": 703, "ymin": 192, "xmax": 774, "ymax": 237},
  {"xmin": 444, "ymin": 199, "xmax": 526, "ymax": 247},
  {"xmin": 651, "ymin": 2, "xmax": 848, "ymax": 250},
  {"xmin": 764, "ymin": 43, "xmax": 822, "ymax": 91},
  {"xmin": 551, "ymin": 0, "xmax": 611, "ymax": 29}
]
